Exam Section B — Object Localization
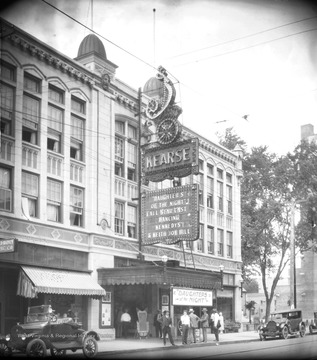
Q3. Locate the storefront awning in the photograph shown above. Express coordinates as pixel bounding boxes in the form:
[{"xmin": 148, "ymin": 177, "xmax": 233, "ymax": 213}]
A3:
[
  {"xmin": 17, "ymin": 266, "xmax": 106, "ymax": 298},
  {"xmin": 98, "ymin": 264, "xmax": 221, "ymax": 290}
]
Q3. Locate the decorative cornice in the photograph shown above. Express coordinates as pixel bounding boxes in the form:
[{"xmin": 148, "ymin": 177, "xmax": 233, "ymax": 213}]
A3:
[
  {"xmin": 112, "ymin": 90, "xmax": 138, "ymax": 111},
  {"xmin": 7, "ymin": 33, "xmax": 95, "ymax": 88}
]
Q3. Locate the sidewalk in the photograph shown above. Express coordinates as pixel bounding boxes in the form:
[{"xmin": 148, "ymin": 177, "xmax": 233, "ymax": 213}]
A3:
[{"xmin": 96, "ymin": 330, "xmax": 260, "ymax": 355}]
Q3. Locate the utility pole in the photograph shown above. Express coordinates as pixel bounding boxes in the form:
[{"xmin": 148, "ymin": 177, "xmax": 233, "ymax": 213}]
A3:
[{"xmin": 289, "ymin": 202, "xmax": 296, "ymax": 309}]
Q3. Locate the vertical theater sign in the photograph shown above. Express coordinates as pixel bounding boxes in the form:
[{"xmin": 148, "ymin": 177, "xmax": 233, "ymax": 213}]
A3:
[{"xmin": 141, "ymin": 66, "xmax": 200, "ymax": 246}]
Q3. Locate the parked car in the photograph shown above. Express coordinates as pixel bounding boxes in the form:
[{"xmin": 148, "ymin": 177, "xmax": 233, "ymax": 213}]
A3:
[
  {"xmin": 258, "ymin": 309, "xmax": 306, "ymax": 341},
  {"xmin": 309, "ymin": 311, "xmax": 317, "ymax": 335},
  {"xmin": 0, "ymin": 305, "xmax": 100, "ymax": 357}
]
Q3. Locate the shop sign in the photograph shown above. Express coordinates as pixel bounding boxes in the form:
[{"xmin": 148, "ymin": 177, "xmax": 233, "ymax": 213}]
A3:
[
  {"xmin": 172, "ymin": 287, "xmax": 213, "ymax": 306},
  {"xmin": 0, "ymin": 238, "xmax": 18, "ymax": 253},
  {"xmin": 141, "ymin": 138, "xmax": 199, "ymax": 183},
  {"xmin": 141, "ymin": 184, "xmax": 199, "ymax": 245}
]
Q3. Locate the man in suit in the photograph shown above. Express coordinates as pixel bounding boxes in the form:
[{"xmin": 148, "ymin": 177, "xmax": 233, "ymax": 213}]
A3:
[
  {"xmin": 158, "ymin": 310, "xmax": 176, "ymax": 346},
  {"xmin": 189, "ymin": 308, "xmax": 200, "ymax": 344}
]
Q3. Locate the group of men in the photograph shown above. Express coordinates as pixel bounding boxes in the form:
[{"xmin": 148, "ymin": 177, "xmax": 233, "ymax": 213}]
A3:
[{"xmin": 154, "ymin": 308, "xmax": 221, "ymax": 346}]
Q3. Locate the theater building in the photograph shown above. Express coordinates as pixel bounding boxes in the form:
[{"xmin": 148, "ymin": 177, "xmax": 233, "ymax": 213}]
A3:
[{"xmin": 0, "ymin": 17, "xmax": 243, "ymax": 339}]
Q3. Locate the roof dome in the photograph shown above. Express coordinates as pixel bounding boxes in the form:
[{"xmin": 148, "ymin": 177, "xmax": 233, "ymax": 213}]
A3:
[
  {"xmin": 143, "ymin": 77, "xmax": 164, "ymax": 100},
  {"xmin": 77, "ymin": 34, "xmax": 107, "ymax": 60}
]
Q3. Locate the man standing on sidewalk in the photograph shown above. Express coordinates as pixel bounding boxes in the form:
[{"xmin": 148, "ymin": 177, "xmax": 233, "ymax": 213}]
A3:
[
  {"xmin": 189, "ymin": 308, "xmax": 200, "ymax": 344},
  {"xmin": 211, "ymin": 308, "xmax": 220, "ymax": 345},
  {"xmin": 158, "ymin": 310, "xmax": 176, "ymax": 346},
  {"xmin": 180, "ymin": 309, "xmax": 190, "ymax": 345},
  {"xmin": 120, "ymin": 308, "xmax": 131, "ymax": 339},
  {"xmin": 200, "ymin": 308, "xmax": 209, "ymax": 343}
]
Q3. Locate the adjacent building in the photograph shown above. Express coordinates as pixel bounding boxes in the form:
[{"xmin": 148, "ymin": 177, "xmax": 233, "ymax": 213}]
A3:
[{"xmin": 0, "ymin": 17, "xmax": 243, "ymax": 339}]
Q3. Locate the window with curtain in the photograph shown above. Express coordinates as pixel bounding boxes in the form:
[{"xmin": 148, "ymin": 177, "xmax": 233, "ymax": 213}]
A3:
[
  {"xmin": 217, "ymin": 181, "xmax": 223, "ymax": 212},
  {"xmin": 127, "ymin": 204, "xmax": 137, "ymax": 238},
  {"xmin": 71, "ymin": 96, "xmax": 85, "ymax": 114},
  {"xmin": 115, "ymin": 136, "xmax": 124, "ymax": 177},
  {"xmin": 22, "ymin": 171, "xmax": 38, "ymax": 218},
  {"xmin": 70, "ymin": 115, "xmax": 84, "ymax": 161},
  {"xmin": 207, "ymin": 226, "xmax": 214, "ymax": 254},
  {"xmin": 47, "ymin": 179, "xmax": 62, "ymax": 222},
  {"xmin": 115, "ymin": 201, "xmax": 124, "ymax": 235},
  {"xmin": 0, "ymin": 167, "xmax": 12, "ymax": 211},
  {"xmin": 48, "ymin": 105, "xmax": 63, "ymax": 153},
  {"xmin": 49, "ymin": 85, "xmax": 64, "ymax": 104},
  {"xmin": 22, "ymin": 94, "xmax": 39, "ymax": 145},
  {"xmin": 217, "ymin": 229, "xmax": 224, "ymax": 256},
  {"xmin": 1, "ymin": 61, "xmax": 15, "ymax": 81},
  {"xmin": 127, "ymin": 143, "xmax": 136, "ymax": 181},
  {"xmin": 70, "ymin": 186, "xmax": 83, "ymax": 226},
  {"xmin": 207, "ymin": 176, "xmax": 214, "ymax": 209},
  {"xmin": 1, "ymin": 83, "xmax": 14, "ymax": 136},
  {"xmin": 24, "ymin": 73, "xmax": 41, "ymax": 93},
  {"xmin": 226, "ymin": 184, "xmax": 232, "ymax": 215},
  {"xmin": 226, "ymin": 231, "xmax": 233, "ymax": 258}
]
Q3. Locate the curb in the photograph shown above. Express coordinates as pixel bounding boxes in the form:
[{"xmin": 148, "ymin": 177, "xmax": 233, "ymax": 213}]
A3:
[{"xmin": 98, "ymin": 337, "xmax": 260, "ymax": 356}]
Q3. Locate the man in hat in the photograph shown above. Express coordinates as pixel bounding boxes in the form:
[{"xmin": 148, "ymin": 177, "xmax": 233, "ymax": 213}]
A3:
[
  {"xmin": 189, "ymin": 308, "xmax": 200, "ymax": 344},
  {"xmin": 153, "ymin": 309, "xmax": 162, "ymax": 338},
  {"xmin": 200, "ymin": 308, "xmax": 209, "ymax": 343},
  {"xmin": 158, "ymin": 310, "xmax": 176, "ymax": 346}
]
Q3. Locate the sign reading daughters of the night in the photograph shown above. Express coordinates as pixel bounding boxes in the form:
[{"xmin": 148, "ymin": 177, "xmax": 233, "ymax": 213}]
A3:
[{"xmin": 141, "ymin": 184, "xmax": 199, "ymax": 245}]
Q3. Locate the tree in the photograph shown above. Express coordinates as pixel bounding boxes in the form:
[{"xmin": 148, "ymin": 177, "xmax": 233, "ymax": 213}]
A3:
[
  {"xmin": 245, "ymin": 300, "xmax": 256, "ymax": 324},
  {"xmin": 217, "ymin": 127, "xmax": 247, "ymax": 152}
]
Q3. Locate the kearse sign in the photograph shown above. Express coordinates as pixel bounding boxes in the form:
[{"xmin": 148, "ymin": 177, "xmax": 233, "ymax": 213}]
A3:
[
  {"xmin": 141, "ymin": 138, "xmax": 199, "ymax": 183},
  {"xmin": 141, "ymin": 184, "xmax": 199, "ymax": 245},
  {"xmin": 172, "ymin": 287, "xmax": 213, "ymax": 306}
]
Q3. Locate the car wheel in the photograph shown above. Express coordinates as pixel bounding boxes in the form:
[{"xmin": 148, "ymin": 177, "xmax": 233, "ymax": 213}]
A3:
[
  {"xmin": 50, "ymin": 348, "xmax": 66, "ymax": 357},
  {"xmin": 26, "ymin": 338, "xmax": 47, "ymax": 357},
  {"xmin": 82, "ymin": 337, "xmax": 98, "ymax": 358},
  {"xmin": 282, "ymin": 326, "xmax": 289, "ymax": 340},
  {"xmin": 0, "ymin": 342, "xmax": 12, "ymax": 357},
  {"xmin": 309, "ymin": 325, "xmax": 313, "ymax": 335},
  {"xmin": 299, "ymin": 324, "xmax": 306, "ymax": 337}
]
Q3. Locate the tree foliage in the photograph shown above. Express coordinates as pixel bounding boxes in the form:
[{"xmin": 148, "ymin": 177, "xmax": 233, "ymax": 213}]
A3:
[{"xmin": 217, "ymin": 128, "xmax": 317, "ymax": 321}]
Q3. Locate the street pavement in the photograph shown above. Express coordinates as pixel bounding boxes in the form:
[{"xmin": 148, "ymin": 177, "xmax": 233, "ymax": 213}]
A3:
[{"xmin": 96, "ymin": 330, "xmax": 260, "ymax": 355}]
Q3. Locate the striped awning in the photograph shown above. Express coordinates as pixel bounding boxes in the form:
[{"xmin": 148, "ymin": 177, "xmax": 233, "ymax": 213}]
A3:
[{"xmin": 17, "ymin": 266, "xmax": 106, "ymax": 298}]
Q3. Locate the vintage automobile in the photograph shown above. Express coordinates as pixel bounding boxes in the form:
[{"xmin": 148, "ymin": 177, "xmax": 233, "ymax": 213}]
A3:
[
  {"xmin": 309, "ymin": 311, "xmax": 317, "ymax": 334},
  {"xmin": 258, "ymin": 309, "xmax": 306, "ymax": 341},
  {"xmin": 0, "ymin": 305, "xmax": 100, "ymax": 357}
]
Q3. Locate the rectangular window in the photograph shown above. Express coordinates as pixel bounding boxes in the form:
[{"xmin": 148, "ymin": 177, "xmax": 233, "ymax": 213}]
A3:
[
  {"xmin": 48, "ymin": 85, "xmax": 64, "ymax": 104},
  {"xmin": 115, "ymin": 136, "xmax": 124, "ymax": 177},
  {"xmin": 22, "ymin": 171, "xmax": 38, "ymax": 218},
  {"xmin": 207, "ymin": 226, "xmax": 214, "ymax": 254},
  {"xmin": 70, "ymin": 116, "xmax": 84, "ymax": 161},
  {"xmin": 207, "ymin": 163, "xmax": 214, "ymax": 176},
  {"xmin": 207, "ymin": 177, "xmax": 214, "ymax": 209},
  {"xmin": 71, "ymin": 96, "xmax": 85, "ymax": 114},
  {"xmin": 24, "ymin": 73, "xmax": 40, "ymax": 93},
  {"xmin": 127, "ymin": 205, "xmax": 137, "ymax": 239},
  {"xmin": 47, "ymin": 105, "xmax": 63, "ymax": 153},
  {"xmin": 1, "ymin": 61, "xmax": 15, "ymax": 81},
  {"xmin": 22, "ymin": 94, "xmax": 39, "ymax": 145},
  {"xmin": 226, "ymin": 173, "xmax": 232, "ymax": 184},
  {"xmin": 199, "ymin": 159, "xmax": 204, "ymax": 172},
  {"xmin": 226, "ymin": 185, "xmax": 232, "ymax": 215},
  {"xmin": 0, "ymin": 167, "xmax": 12, "ymax": 212},
  {"xmin": 227, "ymin": 231, "xmax": 233, "ymax": 258},
  {"xmin": 115, "ymin": 201, "xmax": 124, "ymax": 235},
  {"xmin": 115, "ymin": 121, "xmax": 125, "ymax": 135},
  {"xmin": 195, "ymin": 173, "xmax": 204, "ymax": 205},
  {"xmin": 128, "ymin": 124, "xmax": 137, "ymax": 140},
  {"xmin": 217, "ymin": 229, "xmax": 224, "ymax": 256},
  {"xmin": 47, "ymin": 179, "xmax": 62, "ymax": 222},
  {"xmin": 1, "ymin": 83, "xmax": 14, "ymax": 135},
  {"xmin": 217, "ymin": 181, "xmax": 223, "ymax": 212},
  {"xmin": 196, "ymin": 239, "xmax": 203, "ymax": 252},
  {"xmin": 217, "ymin": 169, "xmax": 223, "ymax": 180},
  {"xmin": 70, "ymin": 186, "xmax": 83, "ymax": 226},
  {"xmin": 127, "ymin": 142, "xmax": 137, "ymax": 181}
]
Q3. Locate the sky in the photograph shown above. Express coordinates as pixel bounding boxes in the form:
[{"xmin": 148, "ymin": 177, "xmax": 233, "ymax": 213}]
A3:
[{"xmin": 1, "ymin": 0, "xmax": 317, "ymax": 155}]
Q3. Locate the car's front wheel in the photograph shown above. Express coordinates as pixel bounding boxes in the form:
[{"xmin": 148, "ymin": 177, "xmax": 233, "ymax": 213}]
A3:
[
  {"xmin": 26, "ymin": 339, "xmax": 47, "ymax": 357},
  {"xmin": 299, "ymin": 324, "xmax": 306, "ymax": 337},
  {"xmin": 50, "ymin": 347, "xmax": 66, "ymax": 357},
  {"xmin": 82, "ymin": 337, "xmax": 98, "ymax": 358},
  {"xmin": 282, "ymin": 326, "xmax": 289, "ymax": 340},
  {"xmin": 0, "ymin": 341, "xmax": 12, "ymax": 357}
]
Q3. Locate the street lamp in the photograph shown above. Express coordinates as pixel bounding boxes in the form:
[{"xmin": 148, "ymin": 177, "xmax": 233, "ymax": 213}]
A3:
[
  {"xmin": 219, "ymin": 265, "xmax": 224, "ymax": 291},
  {"xmin": 162, "ymin": 255, "xmax": 168, "ymax": 285}
]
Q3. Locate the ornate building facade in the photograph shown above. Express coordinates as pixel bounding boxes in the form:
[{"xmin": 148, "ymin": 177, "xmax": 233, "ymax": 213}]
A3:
[{"xmin": 0, "ymin": 17, "xmax": 243, "ymax": 339}]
